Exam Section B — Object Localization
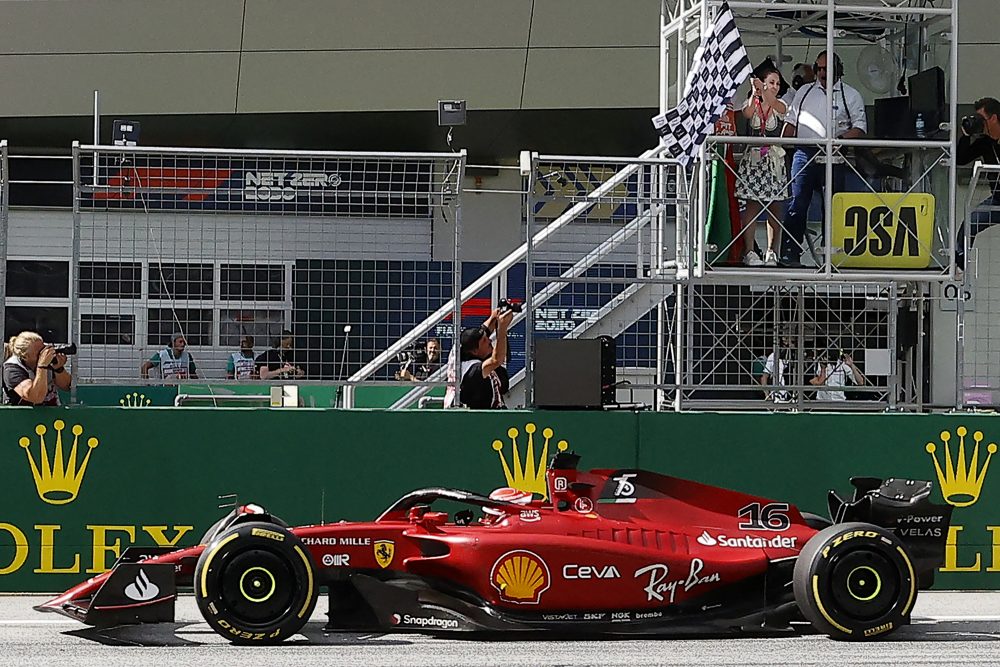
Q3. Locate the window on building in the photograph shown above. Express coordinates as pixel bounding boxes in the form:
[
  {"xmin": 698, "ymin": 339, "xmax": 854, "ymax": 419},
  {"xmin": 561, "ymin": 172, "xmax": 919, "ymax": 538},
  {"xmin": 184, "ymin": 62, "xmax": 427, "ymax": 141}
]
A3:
[
  {"xmin": 147, "ymin": 308, "xmax": 212, "ymax": 346},
  {"xmin": 219, "ymin": 309, "xmax": 287, "ymax": 348},
  {"xmin": 3, "ymin": 306, "xmax": 69, "ymax": 343},
  {"xmin": 221, "ymin": 265, "xmax": 285, "ymax": 301},
  {"xmin": 149, "ymin": 263, "xmax": 213, "ymax": 299},
  {"xmin": 81, "ymin": 314, "xmax": 135, "ymax": 345},
  {"xmin": 79, "ymin": 262, "xmax": 142, "ymax": 299},
  {"xmin": 6, "ymin": 260, "xmax": 69, "ymax": 298}
]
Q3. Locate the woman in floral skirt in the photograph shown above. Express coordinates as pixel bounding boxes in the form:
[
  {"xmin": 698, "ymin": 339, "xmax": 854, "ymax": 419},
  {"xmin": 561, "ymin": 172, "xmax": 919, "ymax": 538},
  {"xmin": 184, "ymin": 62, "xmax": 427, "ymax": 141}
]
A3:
[{"xmin": 736, "ymin": 66, "xmax": 788, "ymax": 267}]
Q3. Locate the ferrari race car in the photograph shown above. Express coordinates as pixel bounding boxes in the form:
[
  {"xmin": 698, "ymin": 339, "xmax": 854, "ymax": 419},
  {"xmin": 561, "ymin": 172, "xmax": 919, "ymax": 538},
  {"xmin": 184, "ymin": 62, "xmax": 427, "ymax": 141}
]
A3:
[{"xmin": 36, "ymin": 452, "xmax": 952, "ymax": 643}]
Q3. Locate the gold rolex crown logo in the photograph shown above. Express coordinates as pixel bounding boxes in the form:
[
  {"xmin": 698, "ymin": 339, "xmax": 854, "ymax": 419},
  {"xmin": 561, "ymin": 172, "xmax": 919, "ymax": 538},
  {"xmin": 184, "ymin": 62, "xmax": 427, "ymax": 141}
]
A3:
[
  {"xmin": 119, "ymin": 392, "xmax": 151, "ymax": 408},
  {"xmin": 926, "ymin": 426, "xmax": 997, "ymax": 508},
  {"xmin": 18, "ymin": 420, "xmax": 99, "ymax": 505},
  {"xmin": 491, "ymin": 423, "xmax": 568, "ymax": 499}
]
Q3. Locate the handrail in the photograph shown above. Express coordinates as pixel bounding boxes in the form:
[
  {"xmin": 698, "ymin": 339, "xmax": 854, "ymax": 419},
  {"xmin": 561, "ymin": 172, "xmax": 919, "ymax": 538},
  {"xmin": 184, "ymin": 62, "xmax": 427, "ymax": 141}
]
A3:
[
  {"xmin": 347, "ymin": 146, "xmax": 671, "ymax": 394},
  {"xmin": 174, "ymin": 394, "xmax": 271, "ymax": 407},
  {"xmin": 79, "ymin": 143, "xmax": 466, "ymax": 161}
]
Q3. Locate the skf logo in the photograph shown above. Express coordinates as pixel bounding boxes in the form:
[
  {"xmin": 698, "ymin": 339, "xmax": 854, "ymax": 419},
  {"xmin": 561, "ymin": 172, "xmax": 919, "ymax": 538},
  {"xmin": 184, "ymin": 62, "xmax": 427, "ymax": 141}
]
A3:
[
  {"xmin": 119, "ymin": 392, "xmax": 152, "ymax": 408},
  {"xmin": 374, "ymin": 540, "xmax": 395, "ymax": 569},
  {"xmin": 926, "ymin": 427, "xmax": 997, "ymax": 508},
  {"xmin": 18, "ymin": 420, "xmax": 99, "ymax": 505},
  {"xmin": 491, "ymin": 550, "xmax": 550, "ymax": 604},
  {"xmin": 491, "ymin": 423, "xmax": 568, "ymax": 500}
]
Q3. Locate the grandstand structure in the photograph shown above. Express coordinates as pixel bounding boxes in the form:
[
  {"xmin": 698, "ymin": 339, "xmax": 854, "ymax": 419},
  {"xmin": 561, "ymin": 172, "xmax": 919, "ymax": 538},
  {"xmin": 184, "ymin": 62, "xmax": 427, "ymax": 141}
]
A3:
[{"xmin": 0, "ymin": 0, "xmax": 996, "ymax": 412}]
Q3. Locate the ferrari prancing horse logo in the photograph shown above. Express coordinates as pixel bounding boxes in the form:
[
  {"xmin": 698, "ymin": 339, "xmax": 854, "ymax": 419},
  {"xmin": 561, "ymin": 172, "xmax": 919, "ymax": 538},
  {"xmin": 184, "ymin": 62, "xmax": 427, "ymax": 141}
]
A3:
[{"xmin": 374, "ymin": 540, "xmax": 395, "ymax": 568}]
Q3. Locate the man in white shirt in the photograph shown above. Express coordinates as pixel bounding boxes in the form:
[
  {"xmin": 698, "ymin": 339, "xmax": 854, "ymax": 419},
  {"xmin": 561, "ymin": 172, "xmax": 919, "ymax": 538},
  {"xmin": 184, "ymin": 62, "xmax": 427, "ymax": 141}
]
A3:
[
  {"xmin": 810, "ymin": 351, "xmax": 868, "ymax": 401},
  {"xmin": 760, "ymin": 349, "xmax": 791, "ymax": 403},
  {"xmin": 779, "ymin": 52, "xmax": 867, "ymax": 267}
]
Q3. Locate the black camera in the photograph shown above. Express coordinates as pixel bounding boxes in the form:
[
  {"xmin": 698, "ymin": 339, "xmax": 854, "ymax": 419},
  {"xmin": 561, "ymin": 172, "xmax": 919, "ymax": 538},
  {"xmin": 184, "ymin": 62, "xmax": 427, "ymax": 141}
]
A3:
[
  {"xmin": 51, "ymin": 343, "xmax": 77, "ymax": 356},
  {"xmin": 395, "ymin": 343, "xmax": 427, "ymax": 365},
  {"xmin": 962, "ymin": 114, "xmax": 986, "ymax": 136},
  {"xmin": 498, "ymin": 298, "xmax": 523, "ymax": 314}
]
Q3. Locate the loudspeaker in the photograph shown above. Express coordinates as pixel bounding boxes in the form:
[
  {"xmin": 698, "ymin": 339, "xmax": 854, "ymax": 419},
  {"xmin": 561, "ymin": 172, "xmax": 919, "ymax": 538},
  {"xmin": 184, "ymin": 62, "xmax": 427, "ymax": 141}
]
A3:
[{"xmin": 533, "ymin": 337, "xmax": 616, "ymax": 409}]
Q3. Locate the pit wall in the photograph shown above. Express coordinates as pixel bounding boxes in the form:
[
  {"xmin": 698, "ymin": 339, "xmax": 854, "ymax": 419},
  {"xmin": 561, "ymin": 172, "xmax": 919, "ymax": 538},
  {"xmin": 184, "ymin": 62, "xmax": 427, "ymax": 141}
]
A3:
[{"xmin": 2, "ymin": 409, "xmax": 997, "ymax": 592}]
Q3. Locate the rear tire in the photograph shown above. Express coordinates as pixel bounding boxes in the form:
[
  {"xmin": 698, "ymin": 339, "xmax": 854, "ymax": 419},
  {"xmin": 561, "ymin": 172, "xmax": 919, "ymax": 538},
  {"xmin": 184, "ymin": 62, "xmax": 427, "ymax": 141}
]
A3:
[
  {"xmin": 194, "ymin": 521, "xmax": 318, "ymax": 644},
  {"xmin": 793, "ymin": 522, "xmax": 916, "ymax": 641}
]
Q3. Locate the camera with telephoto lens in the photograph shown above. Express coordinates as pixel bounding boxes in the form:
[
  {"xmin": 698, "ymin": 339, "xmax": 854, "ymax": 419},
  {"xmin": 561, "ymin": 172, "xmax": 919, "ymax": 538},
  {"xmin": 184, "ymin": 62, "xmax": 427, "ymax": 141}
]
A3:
[
  {"xmin": 50, "ymin": 343, "xmax": 77, "ymax": 356},
  {"xmin": 498, "ymin": 298, "xmax": 522, "ymax": 314},
  {"xmin": 395, "ymin": 342, "xmax": 427, "ymax": 365},
  {"xmin": 962, "ymin": 114, "xmax": 986, "ymax": 136}
]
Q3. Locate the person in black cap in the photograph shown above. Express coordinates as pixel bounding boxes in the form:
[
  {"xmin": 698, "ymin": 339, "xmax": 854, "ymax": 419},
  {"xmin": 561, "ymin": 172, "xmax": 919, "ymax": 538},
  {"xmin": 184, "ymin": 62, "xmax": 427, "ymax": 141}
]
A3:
[{"xmin": 458, "ymin": 307, "xmax": 514, "ymax": 409}]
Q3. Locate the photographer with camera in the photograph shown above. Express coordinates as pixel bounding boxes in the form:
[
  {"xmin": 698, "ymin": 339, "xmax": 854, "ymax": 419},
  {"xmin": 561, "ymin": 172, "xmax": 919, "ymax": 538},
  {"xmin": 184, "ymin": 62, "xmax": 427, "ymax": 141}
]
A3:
[
  {"xmin": 957, "ymin": 97, "xmax": 1000, "ymax": 271},
  {"xmin": 809, "ymin": 346, "xmax": 867, "ymax": 401},
  {"xmin": 395, "ymin": 338, "xmax": 441, "ymax": 381},
  {"xmin": 458, "ymin": 301, "xmax": 517, "ymax": 409},
  {"xmin": 256, "ymin": 329, "xmax": 306, "ymax": 380},
  {"xmin": 2, "ymin": 331, "xmax": 72, "ymax": 406}
]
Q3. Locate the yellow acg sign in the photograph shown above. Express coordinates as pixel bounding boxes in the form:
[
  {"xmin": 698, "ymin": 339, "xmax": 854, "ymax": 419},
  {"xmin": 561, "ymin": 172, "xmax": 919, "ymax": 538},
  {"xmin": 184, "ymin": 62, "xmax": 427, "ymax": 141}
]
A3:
[{"xmin": 832, "ymin": 193, "xmax": 935, "ymax": 268}]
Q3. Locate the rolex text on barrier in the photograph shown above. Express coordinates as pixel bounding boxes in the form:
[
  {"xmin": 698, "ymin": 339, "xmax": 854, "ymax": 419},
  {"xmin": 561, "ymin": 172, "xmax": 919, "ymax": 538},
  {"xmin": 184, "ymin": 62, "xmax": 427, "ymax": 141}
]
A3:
[
  {"xmin": 2, "ymin": 410, "xmax": 1000, "ymax": 591},
  {"xmin": 831, "ymin": 193, "xmax": 935, "ymax": 268}
]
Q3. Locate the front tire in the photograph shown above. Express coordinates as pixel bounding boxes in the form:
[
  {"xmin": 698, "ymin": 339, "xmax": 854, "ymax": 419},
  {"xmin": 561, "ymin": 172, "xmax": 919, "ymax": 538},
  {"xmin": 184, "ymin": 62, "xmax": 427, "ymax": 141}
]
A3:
[
  {"xmin": 194, "ymin": 521, "xmax": 318, "ymax": 644},
  {"xmin": 793, "ymin": 522, "xmax": 916, "ymax": 641}
]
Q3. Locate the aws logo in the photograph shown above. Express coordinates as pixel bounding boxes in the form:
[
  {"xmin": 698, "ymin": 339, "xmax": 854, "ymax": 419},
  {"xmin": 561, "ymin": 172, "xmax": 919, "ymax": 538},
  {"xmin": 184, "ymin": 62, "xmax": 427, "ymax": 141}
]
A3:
[
  {"xmin": 18, "ymin": 420, "xmax": 100, "ymax": 506},
  {"xmin": 491, "ymin": 423, "xmax": 568, "ymax": 500}
]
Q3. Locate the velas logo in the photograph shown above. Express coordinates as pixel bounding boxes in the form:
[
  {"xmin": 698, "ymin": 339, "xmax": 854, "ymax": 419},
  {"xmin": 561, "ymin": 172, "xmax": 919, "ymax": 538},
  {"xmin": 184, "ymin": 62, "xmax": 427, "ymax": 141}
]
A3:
[
  {"xmin": 925, "ymin": 427, "xmax": 997, "ymax": 508},
  {"xmin": 119, "ymin": 392, "xmax": 152, "ymax": 408},
  {"xmin": 491, "ymin": 423, "xmax": 569, "ymax": 500},
  {"xmin": 491, "ymin": 550, "xmax": 550, "ymax": 604},
  {"xmin": 18, "ymin": 420, "xmax": 100, "ymax": 505}
]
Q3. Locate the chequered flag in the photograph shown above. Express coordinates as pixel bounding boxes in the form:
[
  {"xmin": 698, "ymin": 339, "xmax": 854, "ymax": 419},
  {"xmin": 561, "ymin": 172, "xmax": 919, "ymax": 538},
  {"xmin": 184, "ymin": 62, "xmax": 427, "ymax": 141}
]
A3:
[{"xmin": 652, "ymin": 1, "xmax": 752, "ymax": 166}]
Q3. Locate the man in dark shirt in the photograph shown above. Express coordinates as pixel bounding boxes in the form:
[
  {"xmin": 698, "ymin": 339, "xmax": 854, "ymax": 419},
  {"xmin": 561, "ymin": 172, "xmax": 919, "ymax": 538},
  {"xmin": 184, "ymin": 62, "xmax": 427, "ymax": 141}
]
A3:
[
  {"xmin": 956, "ymin": 97, "xmax": 1000, "ymax": 269},
  {"xmin": 256, "ymin": 329, "xmax": 306, "ymax": 380},
  {"xmin": 458, "ymin": 308, "xmax": 514, "ymax": 409}
]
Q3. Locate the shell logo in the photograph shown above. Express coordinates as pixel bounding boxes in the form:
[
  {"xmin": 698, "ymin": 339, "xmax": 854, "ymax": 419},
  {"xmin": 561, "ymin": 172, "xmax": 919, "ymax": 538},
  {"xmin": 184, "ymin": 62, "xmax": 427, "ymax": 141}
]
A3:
[{"xmin": 490, "ymin": 550, "xmax": 550, "ymax": 604}]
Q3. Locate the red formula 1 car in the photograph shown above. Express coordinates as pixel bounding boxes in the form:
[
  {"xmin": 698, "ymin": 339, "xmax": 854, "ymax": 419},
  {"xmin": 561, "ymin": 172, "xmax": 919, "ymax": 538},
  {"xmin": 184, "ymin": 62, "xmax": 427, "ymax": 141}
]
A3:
[{"xmin": 37, "ymin": 452, "xmax": 952, "ymax": 643}]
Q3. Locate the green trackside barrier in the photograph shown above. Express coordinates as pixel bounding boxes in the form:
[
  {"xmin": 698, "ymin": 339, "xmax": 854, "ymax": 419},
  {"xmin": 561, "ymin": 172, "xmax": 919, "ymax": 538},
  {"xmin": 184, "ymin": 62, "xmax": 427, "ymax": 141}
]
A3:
[
  {"xmin": 72, "ymin": 385, "xmax": 179, "ymax": 407},
  {"xmin": 0, "ymin": 409, "xmax": 997, "ymax": 592},
  {"xmin": 0, "ymin": 408, "xmax": 634, "ymax": 592},
  {"xmin": 71, "ymin": 384, "xmax": 446, "ymax": 408},
  {"xmin": 177, "ymin": 384, "xmax": 447, "ymax": 409}
]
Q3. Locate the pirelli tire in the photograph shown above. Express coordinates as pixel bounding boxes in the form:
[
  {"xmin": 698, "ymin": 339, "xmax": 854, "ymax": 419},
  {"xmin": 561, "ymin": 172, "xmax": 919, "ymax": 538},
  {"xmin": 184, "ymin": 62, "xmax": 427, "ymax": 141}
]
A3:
[
  {"xmin": 793, "ymin": 522, "xmax": 917, "ymax": 641},
  {"xmin": 194, "ymin": 521, "xmax": 318, "ymax": 644}
]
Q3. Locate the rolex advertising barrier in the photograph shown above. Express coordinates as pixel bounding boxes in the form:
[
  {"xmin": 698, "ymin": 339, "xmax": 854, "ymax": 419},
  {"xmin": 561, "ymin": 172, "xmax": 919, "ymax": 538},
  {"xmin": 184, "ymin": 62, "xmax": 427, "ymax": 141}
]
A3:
[{"xmin": 1, "ymin": 409, "xmax": 998, "ymax": 592}]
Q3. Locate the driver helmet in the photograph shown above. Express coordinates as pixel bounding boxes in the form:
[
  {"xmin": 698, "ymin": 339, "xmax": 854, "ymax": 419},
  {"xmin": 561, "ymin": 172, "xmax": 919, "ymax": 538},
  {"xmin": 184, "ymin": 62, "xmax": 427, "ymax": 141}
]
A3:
[{"xmin": 483, "ymin": 487, "xmax": 533, "ymax": 517}]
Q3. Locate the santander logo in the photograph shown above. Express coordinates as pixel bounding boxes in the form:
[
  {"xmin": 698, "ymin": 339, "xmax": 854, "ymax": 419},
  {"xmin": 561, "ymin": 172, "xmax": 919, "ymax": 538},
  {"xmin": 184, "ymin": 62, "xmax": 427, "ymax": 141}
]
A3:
[
  {"xmin": 696, "ymin": 531, "xmax": 717, "ymax": 546},
  {"xmin": 123, "ymin": 569, "xmax": 159, "ymax": 601}
]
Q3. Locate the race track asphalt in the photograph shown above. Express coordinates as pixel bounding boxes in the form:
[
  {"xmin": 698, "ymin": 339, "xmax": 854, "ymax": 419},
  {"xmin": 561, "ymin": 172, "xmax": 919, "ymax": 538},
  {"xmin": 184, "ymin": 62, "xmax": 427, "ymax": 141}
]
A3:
[{"xmin": 1, "ymin": 592, "xmax": 999, "ymax": 667}]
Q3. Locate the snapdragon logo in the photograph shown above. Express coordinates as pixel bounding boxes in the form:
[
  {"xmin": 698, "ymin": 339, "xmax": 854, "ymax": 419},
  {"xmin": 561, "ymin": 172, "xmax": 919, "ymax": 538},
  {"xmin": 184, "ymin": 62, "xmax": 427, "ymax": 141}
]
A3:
[
  {"xmin": 392, "ymin": 613, "xmax": 459, "ymax": 630},
  {"xmin": 697, "ymin": 530, "xmax": 796, "ymax": 549}
]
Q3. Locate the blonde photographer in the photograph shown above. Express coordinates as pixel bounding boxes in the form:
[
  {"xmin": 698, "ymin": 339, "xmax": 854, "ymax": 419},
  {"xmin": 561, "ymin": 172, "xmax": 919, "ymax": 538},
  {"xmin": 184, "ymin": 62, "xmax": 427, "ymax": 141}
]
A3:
[{"xmin": 2, "ymin": 331, "xmax": 71, "ymax": 406}]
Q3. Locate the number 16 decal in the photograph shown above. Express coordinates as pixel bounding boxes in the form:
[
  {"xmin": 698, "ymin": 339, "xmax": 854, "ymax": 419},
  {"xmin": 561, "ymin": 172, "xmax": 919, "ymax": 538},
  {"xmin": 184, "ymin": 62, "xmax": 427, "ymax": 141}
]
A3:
[{"xmin": 738, "ymin": 502, "xmax": 790, "ymax": 531}]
